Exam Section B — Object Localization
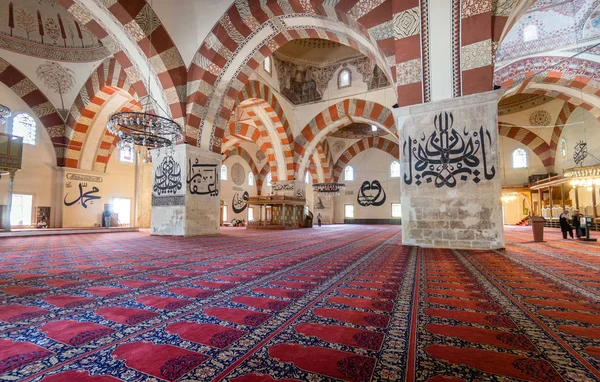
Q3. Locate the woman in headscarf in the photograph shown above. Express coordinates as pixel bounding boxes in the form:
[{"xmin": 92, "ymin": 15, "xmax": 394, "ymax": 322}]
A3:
[{"xmin": 559, "ymin": 210, "xmax": 574, "ymax": 239}]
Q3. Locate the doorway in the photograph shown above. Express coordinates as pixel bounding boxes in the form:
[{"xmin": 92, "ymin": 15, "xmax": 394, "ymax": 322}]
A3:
[
  {"xmin": 112, "ymin": 198, "xmax": 131, "ymax": 227},
  {"xmin": 11, "ymin": 194, "xmax": 33, "ymax": 227}
]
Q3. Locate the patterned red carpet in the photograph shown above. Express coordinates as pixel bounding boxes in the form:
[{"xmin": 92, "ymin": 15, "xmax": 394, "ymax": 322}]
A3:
[{"xmin": 0, "ymin": 225, "xmax": 599, "ymax": 381}]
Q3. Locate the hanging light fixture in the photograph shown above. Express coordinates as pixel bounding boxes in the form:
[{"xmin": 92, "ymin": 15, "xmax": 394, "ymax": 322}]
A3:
[
  {"xmin": 106, "ymin": 0, "xmax": 182, "ymax": 153},
  {"xmin": 501, "ymin": 191, "xmax": 518, "ymax": 203},
  {"xmin": 313, "ymin": 183, "xmax": 346, "ymax": 198},
  {"xmin": 106, "ymin": 98, "xmax": 183, "ymax": 150},
  {"xmin": 0, "ymin": 104, "xmax": 11, "ymax": 123}
]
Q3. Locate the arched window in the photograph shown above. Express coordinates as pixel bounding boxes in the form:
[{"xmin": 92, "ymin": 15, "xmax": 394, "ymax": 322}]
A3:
[
  {"xmin": 119, "ymin": 145, "xmax": 134, "ymax": 163},
  {"xmin": 560, "ymin": 138, "xmax": 568, "ymax": 161},
  {"xmin": 221, "ymin": 164, "xmax": 228, "ymax": 180},
  {"xmin": 12, "ymin": 113, "xmax": 36, "ymax": 145},
  {"xmin": 338, "ymin": 68, "xmax": 351, "ymax": 88},
  {"xmin": 512, "ymin": 148, "xmax": 528, "ymax": 169},
  {"xmin": 390, "ymin": 161, "xmax": 401, "ymax": 178},
  {"xmin": 523, "ymin": 24, "xmax": 538, "ymax": 42},
  {"xmin": 305, "ymin": 170, "xmax": 311, "ymax": 184},
  {"xmin": 248, "ymin": 172, "xmax": 254, "ymax": 186},
  {"xmin": 266, "ymin": 172, "xmax": 272, "ymax": 186},
  {"xmin": 263, "ymin": 56, "xmax": 271, "ymax": 74},
  {"xmin": 344, "ymin": 166, "xmax": 354, "ymax": 181}
]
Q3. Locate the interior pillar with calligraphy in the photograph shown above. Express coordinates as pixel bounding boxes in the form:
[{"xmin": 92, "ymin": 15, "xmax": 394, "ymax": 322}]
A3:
[
  {"xmin": 395, "ymin": 90, "xmax": 505, "ymax": 250},
  {"xmin": 151, "ymin": 144, "xmax": 221, "ymax": 236}
]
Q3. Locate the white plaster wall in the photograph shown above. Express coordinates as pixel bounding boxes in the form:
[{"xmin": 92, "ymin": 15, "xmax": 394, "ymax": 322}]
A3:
[
  {"xmin": 554, "ymin": 107, "xmax": 600, "ymax": 173},
  {"xmin": 333, "ymin": 149, "xmax": 401, "ymax": 223},
  {"xmin": 221, "ymin": 156, "xmax": 258, "ymax": 223},
  {"xmin": 61, "ymin": 151, "xmax": 136, "ymax": 227},
  {"xmin": 498, "ymin": 136, "xmax": 547, "ymax": 185},
  {"xmin": 502, "ymin": 195, "xmax": 530, "ymax": 225},
  {"xmin": 0, "ymin": 82, "xmax": 58, "ymax": 226}
]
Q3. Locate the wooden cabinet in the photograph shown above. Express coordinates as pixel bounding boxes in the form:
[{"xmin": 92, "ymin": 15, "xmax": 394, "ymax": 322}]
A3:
[{"xmin": 36, "ymin": 206, "xmax": 50, "ymax": 227}]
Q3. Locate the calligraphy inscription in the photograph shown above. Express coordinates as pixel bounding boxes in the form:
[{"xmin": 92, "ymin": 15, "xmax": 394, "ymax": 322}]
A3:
[
  {"xmin": 574, "ymin": 141, "xmax": 587, "ymax": 166},
  {"xmin": 272, "ymin": 183, "xmax": 294, "ymax": 192},
  {"xmin": 187, "ymin": 159, "xmax": 219, "ymax": 196},
  {"xmin": 66, "ymin": 173, "xmax": 103, "ymax": 183},
  {"xmin": 154, "ymin": 155, "xmax": 182, "ymax": 195},
  {"xmin": 357, "ymin": 180, "xmax": 386, "ymax": 207},
  {"xmin": 232, "ymin": 191, "xmax": 250, "ymax": 214},
  {"xmin": 403, "ymin": 111, "xmax": 496, "ymax": 188},
  {"xmin": 315, "ymin": 197, "xmax": 326, "ymax": 210},
  {"xmin": 64, "ymin": 182, "xmax": 101, "ymax": 208}
]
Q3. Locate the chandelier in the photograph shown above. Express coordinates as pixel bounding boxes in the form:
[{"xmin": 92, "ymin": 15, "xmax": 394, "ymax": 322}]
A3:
[
  {"xmin": 313, "ymin": 183, "xmax": 346, "ymax": 198},
  {"xmin": 107, "ymin": 96, "xmax": 183, "ymax": 150},
  {"xmin": 501, "ymin": 192, "xmax": 518, "ymax": 203},
  {"xmin": 565, "ymin": 164, "xmax": 600, "ymax": 191},
  {"xmin": 0, "ymin": 104, "xmax": 11, "ymax": 123}
]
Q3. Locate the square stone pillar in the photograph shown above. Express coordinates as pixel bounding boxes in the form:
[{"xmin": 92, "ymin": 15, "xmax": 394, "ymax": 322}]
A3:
[
  {"xmin": 313, "ymin": 195, "xmax": 334, "ymax": 225},
  {"xmin": 395, "ymin": 90, "xmax": 504, "ymax": 249},
  {"xmin": 151, "ymin": 144, "xmax": 221, "ymax": 236}
]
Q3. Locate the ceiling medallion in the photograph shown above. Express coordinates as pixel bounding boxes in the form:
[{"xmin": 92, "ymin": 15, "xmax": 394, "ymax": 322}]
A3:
[{"xmin": 528, "ymin": 110, "xmax": 551, "ymax": 127}]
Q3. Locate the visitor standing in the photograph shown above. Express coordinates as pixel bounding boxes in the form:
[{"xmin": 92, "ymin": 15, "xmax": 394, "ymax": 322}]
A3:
[
  {"xmin": 559, "ymin": 211, "xmax": 573, "ymax": 239},
  {"xmin": 317, "ymin": 213, "xmax": 322, "ymax": 227},
  {"xmin": 103, "ymin": 205, "xmax": 112, "ymax": 228},
  {"xmin": 572, "ymin": 210, "xmax": 582, "ymax": 239}
]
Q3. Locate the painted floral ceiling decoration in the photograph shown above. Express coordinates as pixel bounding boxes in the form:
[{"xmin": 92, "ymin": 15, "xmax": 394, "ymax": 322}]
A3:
[
  {"xmin": 0, "ymin": 0, "xmax": 109, "ymax": 62},
  {"xmin": 497, "ymin": 0, "xmax": 599, "ymax": 63}
]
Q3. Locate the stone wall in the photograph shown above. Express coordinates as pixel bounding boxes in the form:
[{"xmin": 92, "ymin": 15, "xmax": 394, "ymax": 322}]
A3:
[
  {"xmin": 395, "ymin": 90, "xmax": 505, "ymax": 249},
  {"xmin": 151, "ymin": 144, "xmax": 221, "ymax": 236}
]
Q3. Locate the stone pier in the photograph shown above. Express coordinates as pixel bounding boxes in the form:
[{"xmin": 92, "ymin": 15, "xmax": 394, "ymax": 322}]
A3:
[
  {"xmin": 151, "ymin": 144, "xmax": 221, "ymax": 236},
  {"xmin": 395, "ymin": 90, "xmax": 504, "ymax": 249}
]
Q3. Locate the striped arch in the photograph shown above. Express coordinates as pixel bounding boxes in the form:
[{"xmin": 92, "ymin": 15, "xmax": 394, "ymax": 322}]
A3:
[
  {"xmin": 458, "ymin": 0, "xmax": 534, "ymax": 96},
  {"xmin": 256, "ymin": 163, "xmax": 271, "ymax": 196},
  {"xmin": 236, "ymin": 100, "xmax": 292, "ymax": 180},
  {"xmin": 295, "ymin": 99, "xmax": 396, "ymax": 180},
  {"xmin": 93, "ymin": 99, "xmax": 143, "ymax": 172},
  {"xmin": 549, "ymin": 102, "xmax": 577, "ymax": 167},
  {"xmin": 186, "ymin": 1, "xmax": 397, "ymax": 153},
  {"xmin": 228, "ymin": 121, "xmax": 279, "ymax": 182},
  {"xmin": 0, "ymin": 58, "xmax": 65, "ymax": 166},
  {"xmin": 223, "ymin": 144, "xmax": 260, "ymax": 194},
  {"xmin": 236, "ymin": 81, "xmax": 293, "ymax": 148},
  {"xmin": 313, "ymin": 140, "xmax": 333, "ymax": 183},
  {"xmin": 331, "ymin": 137, "xmax": 399, "ymax": 183},
  {"xmin": 500, "ymin": 68, "xmax": 600, "ymax": 120},
  {"xmin": 58, "ymin": 0, "xmax": 186, "ymax": 122},
  {"xmin": 499, "ymin": 123, "xmax": 553, "ymax": 172},
  {"xmin": 65, "ymin": 58, "xmax": 142, "ymax": 168}
]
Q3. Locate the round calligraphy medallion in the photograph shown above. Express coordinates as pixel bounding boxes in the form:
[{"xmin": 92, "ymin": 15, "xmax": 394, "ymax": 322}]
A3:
[
  {"xmin": 255, "ymin": 150, "xmax": 266, "ymax": 162},
  {"xmin": 231, "ymin": 163, "xmax": 245, "ymax": 186}
]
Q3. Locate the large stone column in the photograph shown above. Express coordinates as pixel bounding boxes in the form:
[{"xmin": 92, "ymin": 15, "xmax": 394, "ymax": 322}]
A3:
[
  {"xmin": 151, "ymin": 144, "xmax": 221, "ymax": 236},
  {"xmin": 395, "ymin": 90, "xmax": 504, "ymax": 249}
]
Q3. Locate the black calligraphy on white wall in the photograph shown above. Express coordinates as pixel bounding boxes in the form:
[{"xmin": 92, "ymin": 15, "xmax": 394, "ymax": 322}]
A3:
[
  {"xmin": 154, "ymin": 154, "xmax": 182, "ymax": 195},
  {"xmin": 232, "ymin": 191, "xmax": 250, "ymax": 214},
  {"xmin": 187, "ymin": 159, "xmax": 219, "ymax": 196},
  {"xmin": 296, "ymin": 189, "xmax": 305, "ymax": 199},
  {"xmin": 357, "ymin": 180, "xmax": 386, "ymax": 207},
  {"xmin": 574, "ymin": 140, "xmax": 587, "ymax": 166},
  {"xmin": 272, "ymin": 183, "xmax": 294, "ymax": 192},
  {"xmin": 403, "ymin": 111, "xmax": 496, "ymax": 188},
  {"xmin": 315, "ymin": 197, "xmax": 326, "ymax": 210},
  {"xmin": 64, "ymin": 182, "xmax": 101, "ymax": 208}
]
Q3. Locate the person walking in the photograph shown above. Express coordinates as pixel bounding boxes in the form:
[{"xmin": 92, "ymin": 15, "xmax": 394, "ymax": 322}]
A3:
[
  {"xmin": 103, "ymin": 205, "xmax": 112, "ymax": 228},
  {"xmin": 559, "ymin": 211, "xmax": 573, "ymax": 239},
  {"xmin": 572, "ymin": 210, "xmax": 582, "ymax": 239},
  {"xmin": 317, "ymin": 213, "xmax": 322, "ymax": 227}
]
